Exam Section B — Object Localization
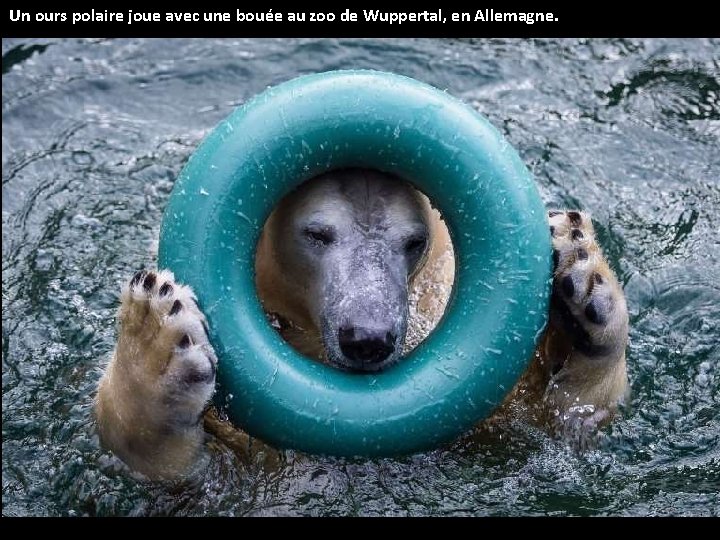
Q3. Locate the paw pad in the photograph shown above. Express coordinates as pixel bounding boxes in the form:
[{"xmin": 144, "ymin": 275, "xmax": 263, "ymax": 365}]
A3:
[{"xmin": 584, "ymin": 300, "xmax": 606, "ymax": 325}]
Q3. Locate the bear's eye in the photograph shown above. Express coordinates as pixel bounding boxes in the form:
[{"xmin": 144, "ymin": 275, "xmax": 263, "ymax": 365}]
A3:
[
  {"xmin": 303, "ymin": 226, "xmax": 336, "ymax": 247},
  {"xmin": 404, "ymin": 235, "xmax": 427, "ymax": 255}
]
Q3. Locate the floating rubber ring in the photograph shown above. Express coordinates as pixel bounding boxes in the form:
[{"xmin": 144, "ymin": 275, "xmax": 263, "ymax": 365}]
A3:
[{"xmin": 159, "ymin": 70, "xmax": 551, "ymax": 457}]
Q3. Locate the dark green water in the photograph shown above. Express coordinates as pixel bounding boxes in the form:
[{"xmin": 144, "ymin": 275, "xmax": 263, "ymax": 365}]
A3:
[{"xmin": 3, "ymin": 38, "xmax": 719, "ymax": 516}]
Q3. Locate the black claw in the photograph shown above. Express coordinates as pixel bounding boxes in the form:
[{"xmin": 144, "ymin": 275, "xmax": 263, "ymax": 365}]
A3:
[
  {"xmin": 553, "ymin": 249, "xmax": 560, "ymax": 269},
  {"xmin": 143, "ymin": 272, "xmax": 156, "ymax": 291},
  {"xmin": 568, "ymin": 211, "xmax": 582, "ymax": 226},
  {"xmin": 169, "ymin": 300, "xmax": 183, "ymax": 315},
  {"xmin": 571, "ymin": 229, "xmax": 584, "ymax": 241},
  {"xmin": 584, "ymin": 300, "xmax": 607, "ymax": 325},
  {"xmin": 549, "ymin": 210, "xmax": 563, "ymax": 217},
  {"xmin": 576, "ymin": 247, "xmax": 588, "ymax": 260},
  {"xmin": 131, "ymin": 270, "xmax": 146, "ymax": 287},
  {"xmin": 159, "ymin": 282, "xmax": 173, "ymax": 297},
  {"xmin": 593, "ymin": 272, "xmax": 604, "ymax": 285},
  {"xmin": 178, "ymin": 334, "xmax": 192, "ymax": 348},
  {"xmin": 562, "ymin": 275, "xmax": 575, "ymax": 297}
]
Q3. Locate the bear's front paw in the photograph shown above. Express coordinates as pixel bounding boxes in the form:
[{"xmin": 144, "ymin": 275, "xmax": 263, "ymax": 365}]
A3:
[
  {"xmin": 548, "ymin": 211, "xmax": 628, "ymax": 358},
  {"xmin": 96, "ymin": 270, "xmax": 218, "ymax": 477},
  {"xmin": 114, "ymin": 269, "xmax": 216, "ymax": 423}
]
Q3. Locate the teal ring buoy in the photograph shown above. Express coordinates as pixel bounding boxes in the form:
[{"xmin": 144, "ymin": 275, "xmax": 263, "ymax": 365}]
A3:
[{"xmin": 159, "ymin": 70, "xmax": 551, "ymax": 457}]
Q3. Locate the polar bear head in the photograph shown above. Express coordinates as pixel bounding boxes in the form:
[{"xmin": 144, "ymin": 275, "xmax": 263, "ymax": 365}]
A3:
[{"xmin": 256, "ymin": 168, "xmax": 437, "ymax": 372}]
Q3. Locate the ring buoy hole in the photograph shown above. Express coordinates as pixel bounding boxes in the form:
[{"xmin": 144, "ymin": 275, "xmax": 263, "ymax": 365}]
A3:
[{"xmin": 254, "ymin": 168, "xmax": 456, "ymax": 370}]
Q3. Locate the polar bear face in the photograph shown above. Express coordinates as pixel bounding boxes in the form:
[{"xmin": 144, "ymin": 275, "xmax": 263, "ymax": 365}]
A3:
[{"xmin": 263, "ymin": 169, "xmax": 432, "ymax": 372}]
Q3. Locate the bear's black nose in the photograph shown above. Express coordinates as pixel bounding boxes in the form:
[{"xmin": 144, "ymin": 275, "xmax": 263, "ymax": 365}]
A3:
[{"xmin": 338, "ymin": 326, "xmax": 396, "ymax": 366}]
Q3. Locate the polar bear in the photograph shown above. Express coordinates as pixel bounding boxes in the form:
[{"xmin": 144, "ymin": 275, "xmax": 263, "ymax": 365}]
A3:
[{"xmin": 95, "ymin": 168, "xmax": 629, "ymax": 478}]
